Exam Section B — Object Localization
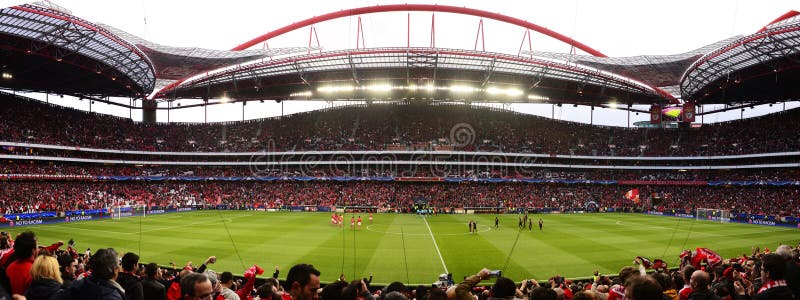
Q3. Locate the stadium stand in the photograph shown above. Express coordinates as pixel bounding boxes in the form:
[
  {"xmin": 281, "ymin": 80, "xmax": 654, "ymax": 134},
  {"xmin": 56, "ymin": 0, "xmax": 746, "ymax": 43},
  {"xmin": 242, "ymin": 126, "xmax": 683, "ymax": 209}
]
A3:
[{"xmin": 3, "ymin": 93, "xmax": 800, "ymax": 156}]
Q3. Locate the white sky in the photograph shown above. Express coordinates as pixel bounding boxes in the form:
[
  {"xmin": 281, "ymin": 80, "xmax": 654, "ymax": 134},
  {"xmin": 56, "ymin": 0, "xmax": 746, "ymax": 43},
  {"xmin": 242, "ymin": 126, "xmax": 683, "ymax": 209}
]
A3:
[{"xmin": 5, "ymin": 0, "xmax": 799, "ymax": 126}]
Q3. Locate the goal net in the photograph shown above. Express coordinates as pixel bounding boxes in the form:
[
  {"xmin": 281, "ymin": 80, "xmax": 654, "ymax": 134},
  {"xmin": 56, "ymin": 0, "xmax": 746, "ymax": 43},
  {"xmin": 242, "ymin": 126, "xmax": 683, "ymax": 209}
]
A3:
[
  {"xmin": 695, "ymin": 208, "xmax": 731, "ymax": 223},
  {"xmin": 111, "ymin": 204, "xmax": 147, "ymax": 219}
]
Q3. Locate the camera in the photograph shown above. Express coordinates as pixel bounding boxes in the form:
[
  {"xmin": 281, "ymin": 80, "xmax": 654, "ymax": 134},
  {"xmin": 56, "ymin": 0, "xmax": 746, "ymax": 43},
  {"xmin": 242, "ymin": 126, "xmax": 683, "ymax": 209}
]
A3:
[
  {"xmin": 488, "ymin": 270, "xmax": 502, "ymax": 278},
  {"xmin": 433, "ymin": 273, "xmax": 453, "ymax": 288}
]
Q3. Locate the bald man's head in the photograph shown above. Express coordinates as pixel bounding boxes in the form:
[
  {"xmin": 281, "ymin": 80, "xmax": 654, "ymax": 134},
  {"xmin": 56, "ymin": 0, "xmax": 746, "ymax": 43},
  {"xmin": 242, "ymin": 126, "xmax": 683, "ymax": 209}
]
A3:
[{"xmin": 690, "ymin": 270, "xmax": 711, "ymax": 292}]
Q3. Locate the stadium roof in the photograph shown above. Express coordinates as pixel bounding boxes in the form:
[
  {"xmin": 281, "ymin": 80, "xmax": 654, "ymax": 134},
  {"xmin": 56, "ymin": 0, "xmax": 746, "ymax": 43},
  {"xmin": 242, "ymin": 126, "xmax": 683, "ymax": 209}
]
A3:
[
  {"xmin": 522, "ymin": 37, "xmax": 742, "ymax": 97},
  {"xmin": 1, "ymin": 2, "xmax": 799, "ymax": 110},
  {"xmin": 159, "ymin": 47, "xmax": 665, "ymax": 105},
  {"xmin": 681, "ymin": 11, "xmax": 800, "ymax": 104},
  {"xmin": 0, "ymin": 2, "xmax": 154, "ymax": 97},
  {"xmin": 98, "ymin": 23, "xmax": 315, "ymax": 90}
]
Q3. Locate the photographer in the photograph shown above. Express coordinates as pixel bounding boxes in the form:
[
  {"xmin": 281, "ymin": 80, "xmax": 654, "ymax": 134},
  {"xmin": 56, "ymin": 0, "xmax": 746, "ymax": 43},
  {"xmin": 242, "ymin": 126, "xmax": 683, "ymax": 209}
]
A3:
[
  {"xmin": 453, "ymin": 269, "xmax": 521, "ymax": 300},
  {"xmin": 516, "ymin": 278, "xmax": 539, "ymax": 299}
]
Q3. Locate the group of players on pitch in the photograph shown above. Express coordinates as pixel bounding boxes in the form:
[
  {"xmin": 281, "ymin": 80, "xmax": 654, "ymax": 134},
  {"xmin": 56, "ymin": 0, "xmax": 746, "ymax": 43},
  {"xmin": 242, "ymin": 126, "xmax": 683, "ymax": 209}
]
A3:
[
  {"xmin": 498, "ymin": 212, "xmax": 543, "ymax": 231},
  {"xmin": 331, "ymin": 212, "xmax": 373, "ymax": 229}
]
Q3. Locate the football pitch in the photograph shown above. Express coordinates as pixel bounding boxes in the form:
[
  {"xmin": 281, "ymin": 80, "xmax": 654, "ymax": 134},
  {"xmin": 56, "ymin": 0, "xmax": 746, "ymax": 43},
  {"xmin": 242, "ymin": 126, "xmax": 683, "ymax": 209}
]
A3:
[{"xmin": 22, "ymin": 211, "xmax": 800, "ymax": 284}]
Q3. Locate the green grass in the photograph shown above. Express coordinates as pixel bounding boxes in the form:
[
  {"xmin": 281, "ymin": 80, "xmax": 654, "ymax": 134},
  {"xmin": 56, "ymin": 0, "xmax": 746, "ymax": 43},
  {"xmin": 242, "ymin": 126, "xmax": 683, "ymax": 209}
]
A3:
[{"xmin": 19, "ymin": 211, "xmax": 800, "ymax": 285}]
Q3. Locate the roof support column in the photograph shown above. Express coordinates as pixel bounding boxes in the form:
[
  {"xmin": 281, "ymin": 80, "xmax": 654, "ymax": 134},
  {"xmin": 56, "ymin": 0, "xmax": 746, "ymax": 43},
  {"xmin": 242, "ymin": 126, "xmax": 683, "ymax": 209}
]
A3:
[{"xmin": 142, "ymin": 99, "xmax": 157, "ymax": 124}]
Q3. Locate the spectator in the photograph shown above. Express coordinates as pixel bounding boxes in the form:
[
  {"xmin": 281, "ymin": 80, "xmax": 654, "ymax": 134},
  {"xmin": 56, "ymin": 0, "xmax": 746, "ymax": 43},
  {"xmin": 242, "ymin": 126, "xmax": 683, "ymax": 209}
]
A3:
[
  {"xmin": 679, "ymin": 266, "xmax": 696, "ymax": 300},
  {"xmin": 382, "ymin": 291, "xmax": 407, "ymax": 300},
  {"xmin": 754, "ymin": 253, "xmax": 792, "ymax": 299},
  {"xmin": 489, "ymin": 277, "xmax": 519, "ymax": 300},
  {"xmin": 529, "ymin": 287, "xmax": 557, "ymax": 300},
  {"xmin": 7, "ymin": 231, "xmax": 38, "ymax": 295},
  {"xmin": 284, "ymin": 264, "xmax": 320, "ymax": 300},
  {"xmin": 142, "ymin": 263, "xmax": 167, "ymax": 300},
  {"xmin": 66, "ymin": 248, "xmax": 125, "ymax": 300},
  {"xmin": 775, "ymin": 244, "xmax": 800, "ymax": 299},
  {"xmin": 218, "ymin": 272, "xmax": 239, "ymax": 300},
  {"xmin": 57, "ymin": 254, "xmax": 77, "ymax": 289},
  {"xmin": 25, "ymin": 255, "xmax": 65, "ymax": 300},
  {"xmin": 687, "ymin": 271, "xmax": 720, "ymax": 300},
  {"xmin": 179, "ymin": 272, "xmax": 213, "ymax": 300},
  {"xmin": 651, "ymin": 272, "xmax": 678, "ymax": 300},
  {"xmin": 318, "ymin": 280, "xmax": 346, "ymax": 300},
  {"xmin": 624, "ymin": 276, "xmax": 663, "ymax": 300},
  {"xmin": 117, "ymin": 252, "xmax": 143, "ymax": 300},
  {"xmin": 341, "ymin": 280, "xmax": 374, "ymax": 300}
]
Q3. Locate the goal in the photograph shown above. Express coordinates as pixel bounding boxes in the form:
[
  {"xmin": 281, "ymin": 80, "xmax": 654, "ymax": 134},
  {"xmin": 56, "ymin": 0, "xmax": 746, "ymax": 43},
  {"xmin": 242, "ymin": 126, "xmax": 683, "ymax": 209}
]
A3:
[
  {"xmin": 111, "ymin": 204, "xmax": 147, "ymax": 220},
  {"xmin": 695, "ymin": 208, "xmax": 731, "ymax": 223},
  {"xmin": 133, "ymin": 204, "xmax": 147, "ymax": 217}
]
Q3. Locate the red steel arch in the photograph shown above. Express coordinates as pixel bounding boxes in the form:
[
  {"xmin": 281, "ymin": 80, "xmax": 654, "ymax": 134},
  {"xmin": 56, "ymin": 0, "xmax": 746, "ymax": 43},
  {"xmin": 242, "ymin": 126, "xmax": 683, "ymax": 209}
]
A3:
[
  {"xmin": 231, "ymin": 4, "xmax": 607, "ymax": 57},
  {"xmin": 758, "ymin": 10, "xmax": 800, "ymax": 32}
]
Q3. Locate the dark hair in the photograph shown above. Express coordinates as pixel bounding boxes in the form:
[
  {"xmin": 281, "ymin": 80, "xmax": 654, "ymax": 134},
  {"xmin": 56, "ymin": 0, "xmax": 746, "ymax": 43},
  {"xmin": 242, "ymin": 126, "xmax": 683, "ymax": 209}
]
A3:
[
  {"xmin": 319, "ymin": 280, "xmax": 347, "ymax": 300},
  {"xmin": 682, "ymin": 265, "xmax": 696, "ymax": 282},
  {"xmin": 491, "ymin": 277, "xmax": 517, "ymax": 298},
  {"xmin": 671, "ymin": 271, "xmax": 684, "ymax": 289},
  {"xmin": 617, "ymin": 266, "xmax": 636, "ymax": 286},
  {"xmin": 89, "ymin": 248, "xmax": 119, "ymax": 280},
  {"xmin": 529, "ymin": 287, "xmax": 557, "ymax": 300},
  {"xmin": 651, "ymin": 272, "xmax": 674, "ymax": 290},
  {"xmin": 762, "ymin": 253, "xmax": 787, "ymax": 280},
  {"xmin": 265, "ymin": 277, "xmax": 280, "ymax": 288},
  {"xmin": 144, "ymin": 263, "xmax": 159, "ymax": 278},
  {"xmin": 180, "ymin": 272, "xmax": 209, "ymax": 297},
  {"xmin": 286, "ymin": 264, "xmax": 320, "ymax": 289},
  {"xmin": 424, "ymin": 287, "xmax": 447, "ymax": 300},
  {"xmin": 341, "ymin": 280, "xmax": 364, "ymax": 300},
  {"xmin": 625, "ymin": 276, "xmax": 663, "ymax": 300},
  {"xmin": 220, "ymin": 271, "xmax": 234, "ymax": 284},
  {"xmin": 57, "ymin": 253, "xmax": 75, "ymax": 271},
  {"xmin": 13, "ymin": 231, "xmax": 37, "ymax": 260},
  {"xmin": 0, "ymin": 236, "xmax": 9, "ymax": 250},
  {"xmin": 383, "ymin": 291, "xmax": 408, "ymax": 300},
  {"xmin": 572, "ymin": 291, "xmax": 595, "ymax": 300},
  {"xmin": 121, "ymin": 252, "xmax": 139, "ymax": 271},
  {"xmin": 384, "ymin": 281, "xmax": 408, "ymax": 294}
]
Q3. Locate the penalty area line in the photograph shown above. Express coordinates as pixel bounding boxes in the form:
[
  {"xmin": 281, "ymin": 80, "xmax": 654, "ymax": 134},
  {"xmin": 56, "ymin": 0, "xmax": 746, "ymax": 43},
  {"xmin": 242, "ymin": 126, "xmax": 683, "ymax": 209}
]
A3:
[{"xmin": 421, "ymin": 216, "xmax": 449, "ymax": 274}]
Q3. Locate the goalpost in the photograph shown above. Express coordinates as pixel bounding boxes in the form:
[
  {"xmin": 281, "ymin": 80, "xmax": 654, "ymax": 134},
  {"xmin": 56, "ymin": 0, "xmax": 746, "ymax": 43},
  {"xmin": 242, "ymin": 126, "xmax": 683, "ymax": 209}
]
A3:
[
  {"xmin": 111, "ymin": 204, "xmax": 147, "ymax": 220},
  {"xmin": 133, "ymin": 204, "xmax": 147, "ymax": 218},
  {"xmin": 695, "ymin": 208, "xmax": 731, "ymax": 223}
]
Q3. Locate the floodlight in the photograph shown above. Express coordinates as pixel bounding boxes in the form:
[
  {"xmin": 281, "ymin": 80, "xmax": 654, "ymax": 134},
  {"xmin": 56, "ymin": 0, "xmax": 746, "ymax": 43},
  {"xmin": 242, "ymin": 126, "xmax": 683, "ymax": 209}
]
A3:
[
  {"xmin": 365, "ymin": 84, "xmax": 392, "ymax": 92},
  {"xmin": 449, "ymin": 85, "xmax": 477, "ymax": 93},
  {"xmin": 318, "ymin": 86, "xmax": 355, "ymax": 93}
]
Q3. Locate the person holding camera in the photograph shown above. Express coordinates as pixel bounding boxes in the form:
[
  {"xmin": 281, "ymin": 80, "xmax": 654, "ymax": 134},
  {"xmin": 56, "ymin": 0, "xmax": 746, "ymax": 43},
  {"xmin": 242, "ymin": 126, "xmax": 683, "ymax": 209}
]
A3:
[{"xmin": 452, "ymin": 268, "xmax": 520, "ymax": 300}]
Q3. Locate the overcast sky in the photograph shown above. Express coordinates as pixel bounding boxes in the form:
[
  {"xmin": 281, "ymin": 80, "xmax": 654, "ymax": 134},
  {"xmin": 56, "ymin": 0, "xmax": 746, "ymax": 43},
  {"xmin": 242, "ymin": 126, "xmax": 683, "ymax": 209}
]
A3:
[{"xmin": 5, "ymin": 0, "xmax": 799, "ymax": 125}]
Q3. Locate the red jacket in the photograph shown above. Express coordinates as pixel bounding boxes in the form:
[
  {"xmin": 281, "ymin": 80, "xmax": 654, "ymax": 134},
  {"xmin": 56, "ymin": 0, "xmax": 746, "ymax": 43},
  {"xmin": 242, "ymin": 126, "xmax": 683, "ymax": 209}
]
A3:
[{"xmin": 7, "ymin": 257, "xmax": 34, "ymax": 295}]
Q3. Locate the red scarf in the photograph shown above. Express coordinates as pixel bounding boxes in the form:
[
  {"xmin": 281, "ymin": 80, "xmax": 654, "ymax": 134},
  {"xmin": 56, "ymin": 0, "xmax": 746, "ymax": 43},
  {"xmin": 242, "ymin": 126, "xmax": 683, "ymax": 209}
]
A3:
[{"xmin": 757, "ymin": 279, "xmax": 787, "ymax": 294}]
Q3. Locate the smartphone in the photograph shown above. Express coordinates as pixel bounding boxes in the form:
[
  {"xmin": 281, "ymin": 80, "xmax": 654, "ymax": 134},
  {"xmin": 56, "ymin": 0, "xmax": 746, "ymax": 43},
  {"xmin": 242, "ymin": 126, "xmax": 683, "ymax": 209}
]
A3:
[{"xmin": 489, "ymin": 270, "xmax": 502, "ymax": 278}]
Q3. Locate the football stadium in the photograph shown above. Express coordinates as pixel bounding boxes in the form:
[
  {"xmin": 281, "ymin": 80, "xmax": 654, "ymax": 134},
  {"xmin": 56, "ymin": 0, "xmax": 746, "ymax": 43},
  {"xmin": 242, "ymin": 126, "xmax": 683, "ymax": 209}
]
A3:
[{"xmin": 1, "ymin": 1, "xmax": 800, "ymax": 299}]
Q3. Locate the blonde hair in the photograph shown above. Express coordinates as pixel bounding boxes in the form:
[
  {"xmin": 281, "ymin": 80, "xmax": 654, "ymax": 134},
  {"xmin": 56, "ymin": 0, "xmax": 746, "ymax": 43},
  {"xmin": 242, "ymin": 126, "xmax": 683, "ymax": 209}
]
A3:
[{"xmin": 30, "ymin": 255, "xmax": 63, "ymax": 284}]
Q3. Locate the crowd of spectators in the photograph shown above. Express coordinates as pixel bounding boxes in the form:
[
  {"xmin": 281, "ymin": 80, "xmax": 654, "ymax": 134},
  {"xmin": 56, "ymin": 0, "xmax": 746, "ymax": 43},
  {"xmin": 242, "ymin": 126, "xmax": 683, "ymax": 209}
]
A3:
[
  {"xmin": 1, "ymin": 230, "xmax": 800, "ymax": 300},
  {"xmin": 3, "ymin": 161, "xmax": 800, "ymax": 182},
  {"xmin": 0, "ymin": 181, "xmax": 798, "ymax": 217},
  {"xmin": 3, "ymin": 94, "xmax": 800, "ymax": 157}
]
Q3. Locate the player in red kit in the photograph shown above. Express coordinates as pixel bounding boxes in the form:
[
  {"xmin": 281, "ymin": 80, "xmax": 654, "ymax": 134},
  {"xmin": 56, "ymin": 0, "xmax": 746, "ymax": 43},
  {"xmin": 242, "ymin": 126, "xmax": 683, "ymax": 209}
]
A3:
[
  {"xmin": 350, "ymin": 216, "xmax": 355, "ymax": 228},
  {"xmin": 357, "ymin": 216, "xmax": 362, "ymax": 229},
  {"xmin": 331, "ymin": 213, "xmax": 338, "ymax": 226},
  {"xmin": 369, "ymin": 213, "xmax": 373, "ymax": 223}
]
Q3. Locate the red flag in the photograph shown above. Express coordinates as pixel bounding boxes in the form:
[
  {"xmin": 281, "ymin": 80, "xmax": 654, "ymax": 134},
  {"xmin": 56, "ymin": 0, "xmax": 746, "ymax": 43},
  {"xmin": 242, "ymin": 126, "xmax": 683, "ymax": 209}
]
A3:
[{"xmin": 625, "ymin": 188, "xmax": 640, "ymax": 204}]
